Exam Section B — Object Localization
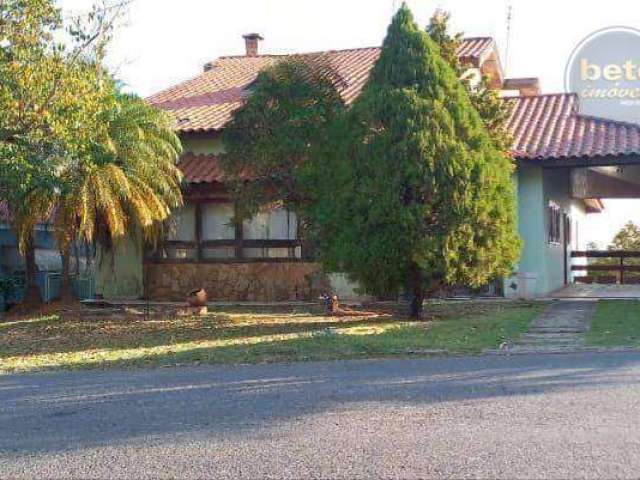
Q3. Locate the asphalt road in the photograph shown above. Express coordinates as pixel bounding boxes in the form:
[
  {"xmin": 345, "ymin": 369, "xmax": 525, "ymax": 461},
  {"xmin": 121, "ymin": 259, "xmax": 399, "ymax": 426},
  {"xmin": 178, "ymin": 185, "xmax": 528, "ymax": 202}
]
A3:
[{"xmin": 2, "ymin": 353, "xmax": 640, "ymax": 479}]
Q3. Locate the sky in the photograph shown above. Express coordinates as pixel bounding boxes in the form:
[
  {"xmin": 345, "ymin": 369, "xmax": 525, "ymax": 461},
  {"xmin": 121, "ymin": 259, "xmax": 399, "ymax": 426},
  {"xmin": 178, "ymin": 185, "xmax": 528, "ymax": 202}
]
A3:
[{"xmin": 57, "ymin": 0, "xmax": 640, "ymax": 247}]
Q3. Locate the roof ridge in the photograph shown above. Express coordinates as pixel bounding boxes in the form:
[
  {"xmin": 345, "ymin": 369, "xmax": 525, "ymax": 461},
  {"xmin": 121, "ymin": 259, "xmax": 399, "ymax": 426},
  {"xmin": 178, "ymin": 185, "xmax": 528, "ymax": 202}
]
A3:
[
  {"xmin": 211, "ymin": 36, "xmax": 495, "ymax": 64},
  {"xmin": 216, "ymin": 45, "xmax": 382, "ymax": 61}
]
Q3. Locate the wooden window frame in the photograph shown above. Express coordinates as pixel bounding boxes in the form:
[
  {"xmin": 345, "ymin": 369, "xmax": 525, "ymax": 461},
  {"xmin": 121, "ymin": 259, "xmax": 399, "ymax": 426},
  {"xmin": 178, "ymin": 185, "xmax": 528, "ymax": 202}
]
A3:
[
  {"xmin": 148, "ymin": 200, "xmax": 307, "ymax": 264},
  {"xmin": 548, "ymin": 202, "xmax": 562, "ymax": 245}
]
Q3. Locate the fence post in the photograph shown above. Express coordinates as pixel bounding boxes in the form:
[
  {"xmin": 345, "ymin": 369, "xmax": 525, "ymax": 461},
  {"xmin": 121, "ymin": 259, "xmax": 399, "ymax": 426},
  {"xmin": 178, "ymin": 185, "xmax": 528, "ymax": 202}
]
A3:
[{"xmin": 620, "ymin": 255, "xmax": 625, "ymax": 285}]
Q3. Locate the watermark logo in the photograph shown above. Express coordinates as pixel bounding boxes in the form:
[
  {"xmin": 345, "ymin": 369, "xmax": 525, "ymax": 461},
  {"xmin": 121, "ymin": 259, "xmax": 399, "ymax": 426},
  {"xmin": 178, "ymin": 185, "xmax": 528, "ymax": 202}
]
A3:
[{"xmin": 565, "ymin": 26, "xmax": 640, "ymax": 124}]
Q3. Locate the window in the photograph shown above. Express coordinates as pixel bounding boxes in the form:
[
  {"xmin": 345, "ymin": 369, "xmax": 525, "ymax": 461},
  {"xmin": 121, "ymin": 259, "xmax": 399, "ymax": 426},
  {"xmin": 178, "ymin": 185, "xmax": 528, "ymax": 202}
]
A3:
[
  {"xmin": 202, "ymin": 203, "xmax": 235, "ymax": 240},
  {"xmin": 548, "ymin": 202, "xmax": 561, "ymax": 244},
  {"xmin": 201, "ymin": 203, "xmax": 237, "ymax": 260},
  {"xmin": 162, "ymin": 205, "xmax": 198, "ymax": 260},
  {"xmin": 152, "ymin": 202, "xmax": 303, "ymax": 262},
  {"xmin": 243, "ymin": 207, "xmax": 297, "ymax": 240},
  {"xmin": 243, "ymin": 207, "xmax": 300, "ymax": 259},
  {"xmin": 166, "ymin": 205, "xmax": 196, "ymax": 242}
]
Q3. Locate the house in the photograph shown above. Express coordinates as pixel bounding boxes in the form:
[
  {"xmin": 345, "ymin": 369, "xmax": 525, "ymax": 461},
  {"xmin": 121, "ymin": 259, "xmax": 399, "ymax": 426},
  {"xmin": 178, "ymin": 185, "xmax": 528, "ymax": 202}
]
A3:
[{"xmin": 96, "ymin": 34, "xmax": 640, "ymax": 301}]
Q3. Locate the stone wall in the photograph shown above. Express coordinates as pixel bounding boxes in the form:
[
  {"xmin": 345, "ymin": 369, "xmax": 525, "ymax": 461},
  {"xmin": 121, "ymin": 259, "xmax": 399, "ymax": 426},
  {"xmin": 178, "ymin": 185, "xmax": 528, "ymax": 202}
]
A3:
[{"xmin": 144, "ymin": 262, "xmax": 330, "ymax": 302}]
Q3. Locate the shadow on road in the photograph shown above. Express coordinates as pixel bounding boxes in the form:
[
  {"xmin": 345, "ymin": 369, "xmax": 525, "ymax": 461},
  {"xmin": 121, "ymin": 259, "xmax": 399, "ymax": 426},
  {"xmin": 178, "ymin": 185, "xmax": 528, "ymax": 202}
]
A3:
[{"xmin": 2, "ymin": 352, "xmax": 640, "ymax": 454}]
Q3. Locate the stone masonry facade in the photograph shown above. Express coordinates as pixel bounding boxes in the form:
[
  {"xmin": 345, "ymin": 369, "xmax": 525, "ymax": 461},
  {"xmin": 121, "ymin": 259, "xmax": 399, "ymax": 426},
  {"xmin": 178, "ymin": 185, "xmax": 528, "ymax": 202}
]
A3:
[{"xmin": 144, "ymin": 262, "xmax": 330, "ymax": 302}]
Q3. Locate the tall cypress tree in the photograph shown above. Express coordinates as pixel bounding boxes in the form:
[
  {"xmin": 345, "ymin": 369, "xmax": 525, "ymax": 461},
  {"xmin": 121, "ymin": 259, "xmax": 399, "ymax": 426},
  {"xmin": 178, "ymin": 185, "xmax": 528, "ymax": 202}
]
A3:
[{"xmin": 304, "ymin": 3, "xmax": 521, "ymax": 319}]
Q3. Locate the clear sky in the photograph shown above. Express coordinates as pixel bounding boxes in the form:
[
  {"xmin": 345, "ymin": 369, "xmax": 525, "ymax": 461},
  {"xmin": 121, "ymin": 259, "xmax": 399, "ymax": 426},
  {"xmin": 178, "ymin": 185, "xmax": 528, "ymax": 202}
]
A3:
[{"xmin": 57, "ymin": 0, "xmax": 640, "ymax": 247}]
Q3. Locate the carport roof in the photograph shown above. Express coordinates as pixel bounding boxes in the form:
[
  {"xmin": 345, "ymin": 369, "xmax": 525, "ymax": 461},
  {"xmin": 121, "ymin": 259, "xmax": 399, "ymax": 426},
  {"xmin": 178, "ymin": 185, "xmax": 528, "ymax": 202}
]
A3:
[{"xmin": 508, "ymin": 93, "xmax": 640, "ymax": 164}]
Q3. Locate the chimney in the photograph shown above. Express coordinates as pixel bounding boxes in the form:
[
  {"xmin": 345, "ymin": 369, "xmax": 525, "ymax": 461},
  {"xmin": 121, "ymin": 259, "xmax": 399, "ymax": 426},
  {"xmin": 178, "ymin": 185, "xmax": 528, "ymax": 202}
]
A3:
[
  {"xmin": 243, "ymin": 33, "xmax": 264, "ymax": 57},
  {"xmin": 503, "ymin": 78, "xmax": 541, "ymax": 96}
]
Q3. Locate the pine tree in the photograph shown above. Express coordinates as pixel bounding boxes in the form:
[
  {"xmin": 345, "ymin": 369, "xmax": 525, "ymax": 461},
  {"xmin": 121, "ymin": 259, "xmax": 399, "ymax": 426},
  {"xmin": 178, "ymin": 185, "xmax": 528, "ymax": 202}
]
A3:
[{"xmin": 304, "ymin": 3, "xmax": 521, "ymax": 319}]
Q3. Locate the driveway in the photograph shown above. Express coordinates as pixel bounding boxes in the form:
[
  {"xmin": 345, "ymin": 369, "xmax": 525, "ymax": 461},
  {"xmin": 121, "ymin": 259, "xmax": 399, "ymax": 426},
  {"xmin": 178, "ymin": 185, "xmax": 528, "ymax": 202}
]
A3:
[
  {"xmin": 553, "ymin": 283, "xmax": 640, "ymax": 298},
  {"xmin": 2, "ymin": 354, "xmax": 640, "ymax": 479}
]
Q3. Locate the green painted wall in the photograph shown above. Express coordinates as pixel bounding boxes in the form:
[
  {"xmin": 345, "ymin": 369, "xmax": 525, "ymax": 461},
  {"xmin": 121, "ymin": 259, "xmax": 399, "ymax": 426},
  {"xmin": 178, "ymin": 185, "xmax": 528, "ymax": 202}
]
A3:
[
  {"xmin": 515, "ymin": 165, "xmax": 586, "ymax": 297},
  {"xmin": 95, "ymin": 234, "xmax": 144, "ymax": 300},
  {"xmin": 541, "ymin": 168, "xmax": 586, "ymax": 294}
]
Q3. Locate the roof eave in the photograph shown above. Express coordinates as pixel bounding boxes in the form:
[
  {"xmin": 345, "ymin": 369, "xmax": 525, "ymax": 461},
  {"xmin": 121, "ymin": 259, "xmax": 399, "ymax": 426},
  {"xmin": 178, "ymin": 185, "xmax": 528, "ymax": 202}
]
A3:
[{"xmin": 516, "ymin": 153, "xmax": 640, "ymax": 168}]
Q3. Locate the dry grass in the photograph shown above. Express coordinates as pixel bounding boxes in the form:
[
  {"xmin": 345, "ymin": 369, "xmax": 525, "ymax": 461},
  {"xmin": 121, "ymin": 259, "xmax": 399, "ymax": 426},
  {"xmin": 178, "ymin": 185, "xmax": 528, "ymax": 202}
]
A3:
[{"xmin": 0, "ymin": 301, "xmax": 544, "ymax": 374}]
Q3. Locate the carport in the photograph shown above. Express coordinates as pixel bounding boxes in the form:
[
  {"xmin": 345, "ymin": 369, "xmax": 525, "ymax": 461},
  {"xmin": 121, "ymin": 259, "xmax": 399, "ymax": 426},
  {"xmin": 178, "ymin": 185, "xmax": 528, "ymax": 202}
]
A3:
[{"xmin": 556, "ymin": 162, "xmax": 640, "ymax": 298}]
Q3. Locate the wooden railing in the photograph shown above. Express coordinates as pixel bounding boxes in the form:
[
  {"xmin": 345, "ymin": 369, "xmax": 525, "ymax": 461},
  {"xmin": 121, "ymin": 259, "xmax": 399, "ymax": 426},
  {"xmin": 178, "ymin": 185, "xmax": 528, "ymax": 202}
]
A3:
[{"xmin": 571, "ymin": 250, "xmax": 640, "ymax": 284}]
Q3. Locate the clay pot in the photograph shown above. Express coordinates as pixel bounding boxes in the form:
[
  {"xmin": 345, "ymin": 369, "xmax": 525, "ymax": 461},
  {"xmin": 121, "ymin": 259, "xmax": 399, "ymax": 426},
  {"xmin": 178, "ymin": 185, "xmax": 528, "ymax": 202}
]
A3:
[{"xmin": 187, "ymin": 288, "xmax": 208, "ymax": 307}]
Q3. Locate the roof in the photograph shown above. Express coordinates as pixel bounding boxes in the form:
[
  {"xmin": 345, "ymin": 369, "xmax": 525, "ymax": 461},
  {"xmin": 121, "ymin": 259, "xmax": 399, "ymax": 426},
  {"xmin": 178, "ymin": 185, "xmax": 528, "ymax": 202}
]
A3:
[
  {"xmin": 177, "ymin": 92, "xmax": 640, "ymax": 185},
  {"xmin": 178, "ymin": 152, "xmax": 226, "ymax": 184},
  {"xmin": 148, "ymin": 38, "xmax": 497, "ymax": 133},
  {"xmin": 584, "ymin": 198, "xmax": 605, "ymax": 213},
  {"xmin": 507, "ymin": 93, "xmax": 640, "ymax": 161}
]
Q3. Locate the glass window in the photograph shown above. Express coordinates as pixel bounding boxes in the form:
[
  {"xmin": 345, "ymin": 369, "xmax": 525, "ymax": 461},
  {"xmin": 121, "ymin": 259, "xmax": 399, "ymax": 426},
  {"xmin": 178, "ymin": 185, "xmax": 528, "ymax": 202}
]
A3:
[
  {"xmin": 202, "ymin": 203, "xmax": 235, "ymax": 241},
  {"xmin": 166, "ymin": 205, "xmax": 196, "ymax": 242},
  {"xmin": 243, "ymin": 207, "xmax": 297, "ymax": 240}
]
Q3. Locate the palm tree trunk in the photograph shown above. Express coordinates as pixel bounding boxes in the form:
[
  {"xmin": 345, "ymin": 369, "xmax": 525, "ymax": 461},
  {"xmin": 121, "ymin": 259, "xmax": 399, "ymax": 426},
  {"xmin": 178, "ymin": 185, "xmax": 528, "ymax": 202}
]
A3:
[
  {"xmin": 59, "ymin": 241, "xmax": 75, "ymax": 304},
  {"xmin": 22, "ymin": 234, "xmax": 42, "ymax": 306}
]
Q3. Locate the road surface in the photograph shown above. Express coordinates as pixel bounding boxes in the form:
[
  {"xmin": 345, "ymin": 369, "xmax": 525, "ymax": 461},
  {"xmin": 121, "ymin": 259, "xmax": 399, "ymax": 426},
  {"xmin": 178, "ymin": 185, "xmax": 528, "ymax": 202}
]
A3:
[{"xmin": 2, "ymin": 353, "xmax": 640, "ymax": 479}]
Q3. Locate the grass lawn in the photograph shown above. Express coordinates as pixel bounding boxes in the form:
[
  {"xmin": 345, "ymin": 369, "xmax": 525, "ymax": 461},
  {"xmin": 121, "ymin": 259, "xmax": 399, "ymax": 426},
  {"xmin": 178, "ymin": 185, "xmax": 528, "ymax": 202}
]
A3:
[
  {"xmin": 0, "ymin": 301, "xmax": 544, "ymax": 374},
  {"xmin": 586, "ymin": 300, "xmax": 640, "ymax": 347}
]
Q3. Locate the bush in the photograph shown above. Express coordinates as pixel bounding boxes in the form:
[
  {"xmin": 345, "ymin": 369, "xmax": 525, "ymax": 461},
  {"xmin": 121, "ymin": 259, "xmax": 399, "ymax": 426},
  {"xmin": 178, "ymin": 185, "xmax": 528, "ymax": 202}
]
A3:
[{"xmin": 0, "ymin": 276, "xmax": 17, "ymax": 298}]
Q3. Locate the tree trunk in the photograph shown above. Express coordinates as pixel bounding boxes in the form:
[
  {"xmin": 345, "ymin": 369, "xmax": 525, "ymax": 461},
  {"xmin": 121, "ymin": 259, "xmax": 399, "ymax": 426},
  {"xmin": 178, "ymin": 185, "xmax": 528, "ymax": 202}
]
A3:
[
  {"xmin": 22, "ymin": 234, "xmax": 42, "ymax": 306},
  {"xmin": 59, "ymin": 242, "xmax": 75, "ymax": 304},
  {"xmin": 409, "ymin": 263, "xmax": 425, "ymax": 320}
]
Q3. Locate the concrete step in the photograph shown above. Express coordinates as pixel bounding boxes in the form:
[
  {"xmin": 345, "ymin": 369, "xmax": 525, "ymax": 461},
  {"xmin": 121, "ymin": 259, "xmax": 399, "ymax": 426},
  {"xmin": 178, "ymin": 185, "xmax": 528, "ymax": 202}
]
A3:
[
  {"xmin": 519, "ymin": 333, "xmax": 584, "ymax": 342},
  {"xmin": 530, "ymin": 321, "xmax": 587, "ymax": 328},
  {"xmin": 528, "ymin": 328, "xmax": 586, "ymax": 334}
]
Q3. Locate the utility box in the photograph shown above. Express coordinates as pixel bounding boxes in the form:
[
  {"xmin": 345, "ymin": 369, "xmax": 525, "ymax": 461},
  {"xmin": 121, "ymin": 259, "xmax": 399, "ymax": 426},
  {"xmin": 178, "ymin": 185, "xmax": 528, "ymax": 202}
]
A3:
[{"xmin": 504, "ymin": 273, "xmax": 538, "ymax": 300}]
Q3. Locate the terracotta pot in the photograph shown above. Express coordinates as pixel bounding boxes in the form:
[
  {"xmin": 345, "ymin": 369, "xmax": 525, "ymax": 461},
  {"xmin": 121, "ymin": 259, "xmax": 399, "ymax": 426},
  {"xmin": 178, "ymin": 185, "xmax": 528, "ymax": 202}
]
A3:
[{"xmin": 187, "ymin": 288, "xmax": 208, "ymax": 307}]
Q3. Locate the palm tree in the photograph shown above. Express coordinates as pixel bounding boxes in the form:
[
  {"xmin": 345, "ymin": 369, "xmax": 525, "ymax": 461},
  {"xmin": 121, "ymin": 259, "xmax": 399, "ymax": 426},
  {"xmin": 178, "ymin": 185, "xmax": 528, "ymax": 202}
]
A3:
[{"xmin": 53, "ymin": 91, "xmax": 183, "ymax": 302}]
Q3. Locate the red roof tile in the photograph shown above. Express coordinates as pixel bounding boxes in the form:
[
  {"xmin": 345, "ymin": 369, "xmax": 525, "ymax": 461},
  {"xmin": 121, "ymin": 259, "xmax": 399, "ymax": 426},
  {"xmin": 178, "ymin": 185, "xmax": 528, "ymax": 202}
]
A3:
[
  {"xmin": 178, "ymin": 152, "xmax": 224, "ymax": 184},
  {"xmin": 456, "ymin": 37, "xmax": 496, "ymax": 66},
  {"xmin": 507, "ymin": 93, "xmax": 640, "ymax": 161},
  {"xmin": 177, "ymin": 93, "xmax": 640, "ymax": 184},
  {"xmin": 152, "ymin": 38, "xmax": 640, "ymax": 165},
  {"xmin": 148, "ymin": 38, "xmax": 496, "ymax": 134}
]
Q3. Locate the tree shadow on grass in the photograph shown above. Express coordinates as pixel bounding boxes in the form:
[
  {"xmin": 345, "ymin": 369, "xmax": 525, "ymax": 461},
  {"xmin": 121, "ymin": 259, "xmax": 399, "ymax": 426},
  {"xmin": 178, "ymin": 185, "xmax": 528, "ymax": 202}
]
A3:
[{"xmin": 0, "ymin": 312, "xmax": 402, "ymax": 359}]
